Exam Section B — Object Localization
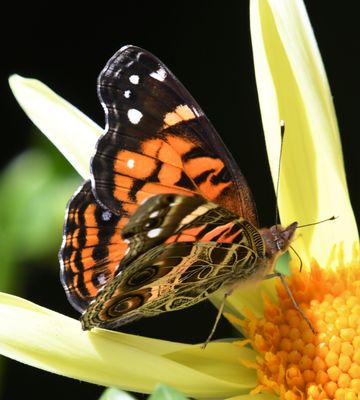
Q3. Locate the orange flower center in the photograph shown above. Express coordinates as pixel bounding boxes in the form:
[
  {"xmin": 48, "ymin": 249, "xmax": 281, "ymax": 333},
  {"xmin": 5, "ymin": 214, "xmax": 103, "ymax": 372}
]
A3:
[{"xmin": 238, "ymin": 256, "xmax": 360, "ymax": 400}]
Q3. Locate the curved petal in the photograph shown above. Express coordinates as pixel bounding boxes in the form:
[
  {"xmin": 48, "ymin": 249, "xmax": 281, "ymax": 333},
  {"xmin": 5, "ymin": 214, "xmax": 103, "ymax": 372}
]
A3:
[
  {"xmin": 0, "ymin": 293, "xmax": 253, "ymax": 398},
  {"xmin": 9, "ymin": 75, "xmax": 102, "ymax": 179},
  {"xmin": 250, "ymin": 0, "xmax": 358, "ymax": 265},
  {"xmin": 166, "ymin": 343, "xmax": 256, "ymax": 387}
]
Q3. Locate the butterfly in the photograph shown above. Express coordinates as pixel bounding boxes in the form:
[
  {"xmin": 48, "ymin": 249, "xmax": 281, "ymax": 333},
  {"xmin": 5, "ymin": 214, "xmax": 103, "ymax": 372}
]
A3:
[{"xmin": 59, "ymin": 45, "xmax": 299, "ymax": 339}]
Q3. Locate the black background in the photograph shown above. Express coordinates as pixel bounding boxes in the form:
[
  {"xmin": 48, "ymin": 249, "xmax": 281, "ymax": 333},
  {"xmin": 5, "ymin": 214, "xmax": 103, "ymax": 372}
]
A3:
[{"xmin": 0, "ymin": 2, "xmax": 359, "ymax": 399}]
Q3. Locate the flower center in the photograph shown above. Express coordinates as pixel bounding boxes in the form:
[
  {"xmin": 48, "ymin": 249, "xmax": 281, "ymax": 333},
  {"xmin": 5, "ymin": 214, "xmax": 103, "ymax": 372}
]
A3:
[{"xmin": 238, "ymin": 258, "xmax": 360, "ymax": 400}]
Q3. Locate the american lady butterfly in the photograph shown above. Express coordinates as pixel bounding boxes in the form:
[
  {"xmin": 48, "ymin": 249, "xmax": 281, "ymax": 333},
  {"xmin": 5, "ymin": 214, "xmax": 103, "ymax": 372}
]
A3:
[{"xmin": 59, "ymin": 46, "xmax": 298, "ymax": 336}]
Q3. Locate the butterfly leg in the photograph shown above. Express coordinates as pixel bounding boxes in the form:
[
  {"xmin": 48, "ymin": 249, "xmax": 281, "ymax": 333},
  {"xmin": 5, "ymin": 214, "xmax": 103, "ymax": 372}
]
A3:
[
  {"xmin": 201, "ymin": 291, "xmax": 230, "ymax": 349},
  {"xmin": 265, "ymin": 272, "xmax": 316, "ymax": 334}
]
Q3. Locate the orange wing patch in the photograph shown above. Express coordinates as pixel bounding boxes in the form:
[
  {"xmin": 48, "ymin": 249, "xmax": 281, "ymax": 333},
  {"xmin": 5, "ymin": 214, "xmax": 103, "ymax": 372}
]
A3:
[
  {"xmin": 165, "ymin": 135, "xmax": 194, "ymax": 156},
  {"xmin": 140, "ymin": 138, "xmax": 183, "ymax": 168},
  {"xmin": 164, "ymin": 134, "xmax": 233, "ymax": 204}
]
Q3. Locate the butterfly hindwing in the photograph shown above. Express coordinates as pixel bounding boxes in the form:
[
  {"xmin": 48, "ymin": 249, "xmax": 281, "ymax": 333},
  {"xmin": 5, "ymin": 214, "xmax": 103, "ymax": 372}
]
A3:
[
  {"xmin": 92, "ymin": 45, "xmax": 258, "ymax": 224},
  {"xmin": 81, "ymin": 242, "xmax": 250, "ymax": 329},
  {"xmin": 81, "ymin": 194, "xmax": 265, "ymax": 329},
  {"xmin": 59, "ymin": 181, "xmax": 127, "ymax": 312}
]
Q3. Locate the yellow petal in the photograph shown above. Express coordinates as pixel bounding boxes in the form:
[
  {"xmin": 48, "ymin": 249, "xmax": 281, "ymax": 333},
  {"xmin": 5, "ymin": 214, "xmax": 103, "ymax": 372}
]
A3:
[
  {"xmin": 167, "ymin": 343, "xmax": 256, "ymax": 387},
  {"xmin": 9, "ymin": 75, "xmax": 102, "ymax": 179},
  {"xmin": 211, "ymin": 280, "xmax": 277, "ymax": 329},
  {"xmin": 0, "ymin": 293, "xmax": 252, "ymax": 398},
  {"xmin": 250, "ymin": 0, "xmax": 358, "ymax": 266}
]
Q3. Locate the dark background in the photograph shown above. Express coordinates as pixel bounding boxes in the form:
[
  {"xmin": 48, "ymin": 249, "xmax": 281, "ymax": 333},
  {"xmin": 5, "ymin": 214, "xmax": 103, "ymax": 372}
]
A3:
[{"xmin": 0, "ymin": 2, "xmax": 359, "ymax": 399}]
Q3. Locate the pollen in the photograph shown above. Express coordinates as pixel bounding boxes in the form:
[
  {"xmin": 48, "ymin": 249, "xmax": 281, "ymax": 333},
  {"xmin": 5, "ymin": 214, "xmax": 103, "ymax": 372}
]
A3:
[{"xmin": 237, "ymin": 250, "xmax": 360, "ymax": 400}]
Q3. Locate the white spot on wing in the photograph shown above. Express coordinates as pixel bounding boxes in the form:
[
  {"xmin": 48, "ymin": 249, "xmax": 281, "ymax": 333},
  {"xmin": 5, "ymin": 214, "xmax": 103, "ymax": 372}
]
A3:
[
  {"xmin": 102, "ymin": 210, "xmax": 112, "ymax": 221},
  {"xmin": 147, "ymin": 228, "xmax": 162, "ymax": 238},
  {"xmin": 127, "ymin": 109, "xmax": 143, "ymax": 124},
  {"xmin": 124, "ymin": 90, "xmax": 131, "ymax": 98},
  {"xmin": 97, "ymin": 273, "xmax": 107, "ymax": 286},
  {"xmin": 129, "ymin": 75, "xmax": 139, "ymax": 84},
  {"xmin": 149, "ymin": 210, "xmax": 160, "ymax": 218},
  {"xmin": 127, "ymin": 159, "xmax": 135, "ymax": 169},
  {"xmin": 150, "ymin": 68, "xmax": 167, "ymax": 82}
]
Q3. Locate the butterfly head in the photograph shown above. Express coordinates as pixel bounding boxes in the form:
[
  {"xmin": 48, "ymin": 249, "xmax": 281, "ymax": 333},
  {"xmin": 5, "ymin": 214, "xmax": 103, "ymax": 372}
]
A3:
[{"xmin": 261, "ymin": 221, "xmax": 298, "ymax": 262}]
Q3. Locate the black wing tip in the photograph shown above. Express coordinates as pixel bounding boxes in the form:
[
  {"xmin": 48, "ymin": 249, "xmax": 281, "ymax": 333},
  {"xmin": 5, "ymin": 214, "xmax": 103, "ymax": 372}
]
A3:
[
  {"xmin": 118, "ymin": 44, "xmax": 145, "ymax": 54},
  {"xmin": 116, "ymin": 45, "xmax": 158, "ymax": 59},
  {"xmin": 97, "ymin": 44, "xmax": 166, "ymax": 89},
  {"xmin": 105, "ymin": 45, "xmax": 145, "ymax": 67},
  {"xmin": 98, "ymin": 45, "xmax": 156, "ymax": 79}
]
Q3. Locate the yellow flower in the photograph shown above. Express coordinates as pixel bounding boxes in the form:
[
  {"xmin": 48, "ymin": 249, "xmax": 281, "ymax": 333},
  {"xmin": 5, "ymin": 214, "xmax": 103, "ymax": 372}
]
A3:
[
  {"xmin": 222, "ymin": 1, "xmax": 360, "ymax": 399},
  {"xmin": 2, "ymin": 1, "xmax": 359, "ymax": 400}
]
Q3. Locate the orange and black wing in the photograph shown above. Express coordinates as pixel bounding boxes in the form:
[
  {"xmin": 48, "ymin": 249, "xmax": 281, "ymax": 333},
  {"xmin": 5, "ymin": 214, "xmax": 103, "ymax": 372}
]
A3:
[
  {"xmin": 59, "ymin": 181, "xmax": 127, "ymax": 312},
  {"xmin": 60, "ymin": 46, "xmax": 258, "ymax": 313},
  {"xmin": 92, "ymin": 45, "xmax": 258, "ymax": 224}
]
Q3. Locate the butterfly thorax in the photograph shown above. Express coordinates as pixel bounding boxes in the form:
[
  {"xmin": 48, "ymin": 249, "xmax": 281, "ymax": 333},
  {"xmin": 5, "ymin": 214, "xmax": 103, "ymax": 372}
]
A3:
[{"xmin": 260, "ymin": 222, "xmax": 298, "ymax": 264}]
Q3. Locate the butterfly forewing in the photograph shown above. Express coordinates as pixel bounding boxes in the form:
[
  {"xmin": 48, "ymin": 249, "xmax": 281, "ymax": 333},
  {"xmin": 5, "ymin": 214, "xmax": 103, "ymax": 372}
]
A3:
[{"xmin": 92, "ymin": 45, "xmax": 258, "ymax": 224}]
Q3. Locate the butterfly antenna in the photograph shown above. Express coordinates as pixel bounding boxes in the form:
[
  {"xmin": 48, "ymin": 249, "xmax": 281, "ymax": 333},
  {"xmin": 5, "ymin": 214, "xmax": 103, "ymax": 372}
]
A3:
[
  {"xmin": 297, "ymin": 216, "xmax": 337, "ymax": 229},
  {"xmin": 275, "ymin": 120, "xmax": 286, "ymax": 227},
  {"xmin": 291, "ymin": 216, "xmax": 336, "ymax": 272}
]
